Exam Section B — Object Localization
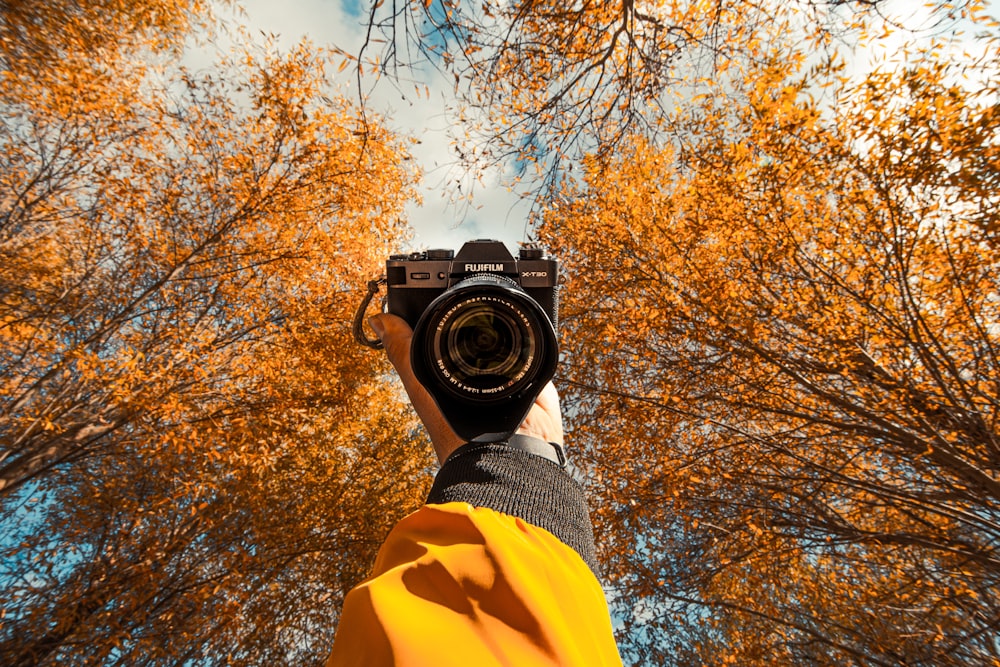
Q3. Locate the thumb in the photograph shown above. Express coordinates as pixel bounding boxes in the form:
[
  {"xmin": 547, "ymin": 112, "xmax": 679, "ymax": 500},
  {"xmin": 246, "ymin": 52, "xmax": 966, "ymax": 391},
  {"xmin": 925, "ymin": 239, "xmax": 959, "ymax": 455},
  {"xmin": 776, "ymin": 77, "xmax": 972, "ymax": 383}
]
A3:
[{"xmin": 369, "ymin": 313, "xmax": 413, "ymax": 376}]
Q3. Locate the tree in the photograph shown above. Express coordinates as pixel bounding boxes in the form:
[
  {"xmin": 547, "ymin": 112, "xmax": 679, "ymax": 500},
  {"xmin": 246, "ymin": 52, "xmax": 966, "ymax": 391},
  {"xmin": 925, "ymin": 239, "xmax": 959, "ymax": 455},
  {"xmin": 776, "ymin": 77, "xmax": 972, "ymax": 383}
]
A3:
[
  {"xmin": 353, "ymin": 0, "xmax": 999, "ymax": 662},
  {"xmin": 539, "ymin": 9, "xmax": 1000, "ymax": 665},
  {"xmin": 1, "ymin": 3, "xmax": 430, "ymax": 664},
  {"xmin": 0, "ymin": 0, "xmax": 213, "ymax": 117},
  {"xmin": 357, "ymin": 0, "xmax": 977, "ymax": 197},
  {"xmin": 360, "ymin": 0, "xmax": 763, "ymax": 191}
]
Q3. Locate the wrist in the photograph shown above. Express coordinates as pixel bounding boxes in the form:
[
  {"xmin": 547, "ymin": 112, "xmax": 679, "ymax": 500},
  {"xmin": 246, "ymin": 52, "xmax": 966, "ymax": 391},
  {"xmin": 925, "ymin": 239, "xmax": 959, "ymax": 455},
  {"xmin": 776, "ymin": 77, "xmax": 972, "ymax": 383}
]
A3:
[{"xmin": 446, "ymin": 435, "xmax": 566, "ymax": 468}]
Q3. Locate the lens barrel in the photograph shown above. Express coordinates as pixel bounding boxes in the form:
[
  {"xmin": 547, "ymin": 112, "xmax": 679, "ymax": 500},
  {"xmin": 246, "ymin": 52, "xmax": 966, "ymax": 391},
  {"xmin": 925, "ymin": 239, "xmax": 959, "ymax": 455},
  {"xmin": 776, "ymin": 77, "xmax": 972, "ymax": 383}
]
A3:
[{"xmin": 411, "ymin": 274, "xmax": 557, "ymax": 405}]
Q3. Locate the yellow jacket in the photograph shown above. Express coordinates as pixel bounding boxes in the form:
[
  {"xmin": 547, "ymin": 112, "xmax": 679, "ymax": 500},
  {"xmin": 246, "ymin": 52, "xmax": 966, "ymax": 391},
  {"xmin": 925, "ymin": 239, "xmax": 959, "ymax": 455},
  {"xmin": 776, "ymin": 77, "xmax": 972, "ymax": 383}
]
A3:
[{"xmin": 327, "ymin": 442, "xmax": 623, "ymax": 666}]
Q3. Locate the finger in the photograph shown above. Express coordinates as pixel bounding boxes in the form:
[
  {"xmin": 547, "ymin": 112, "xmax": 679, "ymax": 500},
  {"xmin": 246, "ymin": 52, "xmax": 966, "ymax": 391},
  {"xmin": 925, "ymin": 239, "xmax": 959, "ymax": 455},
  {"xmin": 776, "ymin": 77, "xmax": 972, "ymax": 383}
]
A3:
[
  {"xmin": 533, "ymin": 382, "xmax": 561, "ymax": 418},
  {"xmin": 369, "ymin": 313, "xmax": 463, "ymax": 463},
  {"xmin": 369, "ymin": 313, "xmax": 413, "ymax": 378}
]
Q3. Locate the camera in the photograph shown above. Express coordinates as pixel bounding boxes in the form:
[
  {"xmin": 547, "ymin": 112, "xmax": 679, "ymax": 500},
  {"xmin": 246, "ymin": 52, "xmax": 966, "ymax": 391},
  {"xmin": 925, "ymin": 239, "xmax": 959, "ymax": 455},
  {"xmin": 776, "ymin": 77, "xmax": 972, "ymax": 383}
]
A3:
[{"xmin": 385, "ymin": 239, "xmax": 559, "ymax": 442}]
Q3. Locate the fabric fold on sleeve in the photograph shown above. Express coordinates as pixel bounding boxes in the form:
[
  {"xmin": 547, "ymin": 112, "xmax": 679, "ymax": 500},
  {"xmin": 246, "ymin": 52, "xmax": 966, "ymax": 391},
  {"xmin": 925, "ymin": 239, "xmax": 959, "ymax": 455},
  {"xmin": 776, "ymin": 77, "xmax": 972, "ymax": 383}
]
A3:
[{"xmin": 425, "ymin": 442, "xmax": 599, "ymax": 576}]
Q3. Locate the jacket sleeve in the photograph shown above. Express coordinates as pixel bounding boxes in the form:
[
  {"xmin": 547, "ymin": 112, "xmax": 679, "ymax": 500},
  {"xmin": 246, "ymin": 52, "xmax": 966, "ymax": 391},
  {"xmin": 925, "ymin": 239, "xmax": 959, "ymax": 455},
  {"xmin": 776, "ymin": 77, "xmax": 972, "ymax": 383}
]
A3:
[{"xmin": 326, "ymin": 444, "xmax": 623, "ymax": 667}]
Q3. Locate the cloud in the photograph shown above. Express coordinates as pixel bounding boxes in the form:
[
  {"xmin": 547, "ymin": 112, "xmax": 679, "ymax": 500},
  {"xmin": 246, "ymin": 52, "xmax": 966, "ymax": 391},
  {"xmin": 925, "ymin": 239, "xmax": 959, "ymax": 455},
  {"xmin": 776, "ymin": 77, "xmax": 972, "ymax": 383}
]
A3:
[{"xmin": 224, "ymin": 0, "xmax": 531, "ymax": 253}]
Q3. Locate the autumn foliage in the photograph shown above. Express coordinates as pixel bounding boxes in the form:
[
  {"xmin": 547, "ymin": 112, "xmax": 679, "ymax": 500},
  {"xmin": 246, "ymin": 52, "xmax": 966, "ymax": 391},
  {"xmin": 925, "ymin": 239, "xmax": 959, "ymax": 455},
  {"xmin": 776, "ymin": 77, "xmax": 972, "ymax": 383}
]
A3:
[
  {"xmin": 0, "ymin": 2, "xmax": 431, "ymax": 665},
  {"xmin": 4, "ymin": 0, "xmax": 1000, "ymax": 666},
  {"xmin": 539, "ymin": 12, "xmax": 1000, "ymax": 667},
  {"xmin": 350, "ymin": 0, "xmax": 1000, "ymax": 662}
]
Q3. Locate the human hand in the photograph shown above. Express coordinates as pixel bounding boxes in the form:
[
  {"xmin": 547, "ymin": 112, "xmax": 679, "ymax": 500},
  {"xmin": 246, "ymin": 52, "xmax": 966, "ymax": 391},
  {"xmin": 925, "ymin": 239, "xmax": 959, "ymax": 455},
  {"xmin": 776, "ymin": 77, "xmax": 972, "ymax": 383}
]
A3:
[{"xmin": 368, "ymin": 313, "xmax": 563, "ymax": 465}]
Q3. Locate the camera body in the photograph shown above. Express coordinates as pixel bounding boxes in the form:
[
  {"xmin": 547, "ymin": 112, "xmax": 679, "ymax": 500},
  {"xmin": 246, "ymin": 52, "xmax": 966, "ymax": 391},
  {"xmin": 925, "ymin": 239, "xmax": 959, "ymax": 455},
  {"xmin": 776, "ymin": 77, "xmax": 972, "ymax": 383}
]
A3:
[
  {"xmin": 386, "ymin": 240, "xmax": 559, "ymax": 330},
  {"xmin": 385, "ymin": 239, "xmax": 559, "ymax": 442}
]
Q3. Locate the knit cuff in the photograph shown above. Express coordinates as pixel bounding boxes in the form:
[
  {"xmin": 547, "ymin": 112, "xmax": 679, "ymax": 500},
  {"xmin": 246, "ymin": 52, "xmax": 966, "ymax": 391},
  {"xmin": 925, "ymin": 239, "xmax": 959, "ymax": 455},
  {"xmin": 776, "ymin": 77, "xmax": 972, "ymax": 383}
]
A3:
[{"xmin": 426, "ymin": 443, "xmax": 599, "ymax": 576}]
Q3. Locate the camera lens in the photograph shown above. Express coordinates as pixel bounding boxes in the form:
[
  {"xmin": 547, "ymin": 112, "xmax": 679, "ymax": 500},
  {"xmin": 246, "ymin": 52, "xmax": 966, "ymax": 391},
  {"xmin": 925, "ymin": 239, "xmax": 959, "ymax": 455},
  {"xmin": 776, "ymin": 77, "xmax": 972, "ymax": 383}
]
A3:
[{"xmin": 412, "ymin": 274, "xmax": 556, "ymax": 403}]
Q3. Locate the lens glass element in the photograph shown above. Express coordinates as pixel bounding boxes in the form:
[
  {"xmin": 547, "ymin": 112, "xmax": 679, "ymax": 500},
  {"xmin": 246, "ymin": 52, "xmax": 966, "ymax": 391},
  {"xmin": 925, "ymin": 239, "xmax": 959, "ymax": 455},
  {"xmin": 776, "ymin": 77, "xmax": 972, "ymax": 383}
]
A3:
[
  {"xmin": 431, "ymin": 293, "xmax": 539, "ymax": 399},
  {"xmin": 448, "ymin": 304, "xmax": 524, "ymax": 378}
]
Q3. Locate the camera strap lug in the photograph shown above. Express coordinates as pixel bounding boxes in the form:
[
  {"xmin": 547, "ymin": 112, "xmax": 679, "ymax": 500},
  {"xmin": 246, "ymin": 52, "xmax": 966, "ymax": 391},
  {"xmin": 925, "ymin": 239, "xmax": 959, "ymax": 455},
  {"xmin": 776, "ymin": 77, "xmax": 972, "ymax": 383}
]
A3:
[{"xmin": 353, "ymin": 277, "xmax": 387, "ymax": 349}]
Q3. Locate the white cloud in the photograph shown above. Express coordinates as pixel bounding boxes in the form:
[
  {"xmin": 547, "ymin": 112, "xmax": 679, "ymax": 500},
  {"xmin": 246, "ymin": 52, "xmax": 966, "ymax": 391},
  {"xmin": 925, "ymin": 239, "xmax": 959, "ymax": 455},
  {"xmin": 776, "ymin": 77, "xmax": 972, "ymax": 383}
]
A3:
[
  {"xmin": 210, "ymin": 0, "xmax": 999, "ymax": 255},
  {"xmin": 214, "ymin": 0, "xmax": 532, "ymax": 255}
]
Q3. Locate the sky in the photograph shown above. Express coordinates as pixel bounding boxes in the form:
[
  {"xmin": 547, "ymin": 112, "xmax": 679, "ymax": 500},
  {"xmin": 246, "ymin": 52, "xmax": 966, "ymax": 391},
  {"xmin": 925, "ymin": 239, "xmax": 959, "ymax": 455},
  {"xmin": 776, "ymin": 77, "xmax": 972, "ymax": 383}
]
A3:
[
  {"xmin": 199, "ymin": 0, "xmax": 995, "ymax": 254},
  {"xmin": 205, "ymin": 0, "xmax": 531, "ymax": 253}
]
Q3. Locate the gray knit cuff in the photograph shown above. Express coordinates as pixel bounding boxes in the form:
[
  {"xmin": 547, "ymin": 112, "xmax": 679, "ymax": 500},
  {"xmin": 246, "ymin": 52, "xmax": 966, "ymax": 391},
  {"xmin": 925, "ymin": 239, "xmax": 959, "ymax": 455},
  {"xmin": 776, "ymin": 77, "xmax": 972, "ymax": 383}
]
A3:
[{"xmin": 426, "ymin": 443, "xmax": 599, "ymax": 576}]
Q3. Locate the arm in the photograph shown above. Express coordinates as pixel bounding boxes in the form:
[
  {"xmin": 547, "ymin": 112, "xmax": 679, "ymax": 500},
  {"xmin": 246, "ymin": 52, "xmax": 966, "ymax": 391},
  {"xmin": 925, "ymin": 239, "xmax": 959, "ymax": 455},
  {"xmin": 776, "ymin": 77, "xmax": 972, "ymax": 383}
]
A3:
[{"xmin": 326, "ymin": 314, "xmax": 621, "ymax": 666}]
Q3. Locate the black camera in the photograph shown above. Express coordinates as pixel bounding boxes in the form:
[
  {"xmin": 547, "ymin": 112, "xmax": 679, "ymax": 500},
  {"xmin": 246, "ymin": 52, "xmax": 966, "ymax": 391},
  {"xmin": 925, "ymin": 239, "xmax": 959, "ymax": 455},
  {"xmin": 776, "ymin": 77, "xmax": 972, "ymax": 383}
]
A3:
[{"xmin": 385, "ymin": 239, "xmax": 559, "ymax": 442}]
